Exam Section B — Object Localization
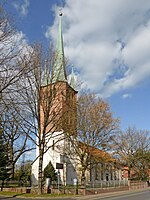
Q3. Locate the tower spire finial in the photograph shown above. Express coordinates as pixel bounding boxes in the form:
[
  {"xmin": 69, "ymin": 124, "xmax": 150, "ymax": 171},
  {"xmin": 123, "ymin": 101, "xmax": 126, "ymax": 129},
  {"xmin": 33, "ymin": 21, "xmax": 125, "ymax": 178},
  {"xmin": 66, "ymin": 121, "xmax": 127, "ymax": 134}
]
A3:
[{"xmin": 52, "ymin": 9, "xmax": 67, "ymax": 83}]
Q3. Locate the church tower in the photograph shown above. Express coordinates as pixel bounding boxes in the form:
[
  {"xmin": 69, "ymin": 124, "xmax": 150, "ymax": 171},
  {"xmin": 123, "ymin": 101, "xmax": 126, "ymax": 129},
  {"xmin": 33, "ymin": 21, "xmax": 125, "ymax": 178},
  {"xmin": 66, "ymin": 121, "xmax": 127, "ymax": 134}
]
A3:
[
  {"xmin": 40, "ymin": 11, "xmax": 77, "ymax": 135},
  {"xmin": 32, "ymin": 12, "xmax": 78, "ymax": 186}
]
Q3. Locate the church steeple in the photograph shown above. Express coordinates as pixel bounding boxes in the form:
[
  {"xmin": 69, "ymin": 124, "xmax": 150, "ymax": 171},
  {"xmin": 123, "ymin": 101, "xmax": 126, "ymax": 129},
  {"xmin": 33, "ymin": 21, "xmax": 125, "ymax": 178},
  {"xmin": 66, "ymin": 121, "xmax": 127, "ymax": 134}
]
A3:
[{"xmin": 52, "ymin": 11, "xmax": 67, "ymax": 83}]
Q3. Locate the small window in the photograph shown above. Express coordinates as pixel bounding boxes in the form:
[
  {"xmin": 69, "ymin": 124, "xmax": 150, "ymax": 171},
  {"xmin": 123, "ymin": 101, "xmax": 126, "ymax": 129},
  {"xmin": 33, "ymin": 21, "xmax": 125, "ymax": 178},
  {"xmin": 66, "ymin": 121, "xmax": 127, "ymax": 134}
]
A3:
[
  {"xmin": 106, "ymin": 173, "xmax": 109, "ymax": 181},
  {"xmin": 95, "ymin": 165, "xmax": 98, "ymax": 180},
  {"xmin": 53, "ymin": 85, "xmax": 56, "ymax": 98},
  {"xmin": 52, "ymin": 140, "xmax": 55, "ymax": 150}
]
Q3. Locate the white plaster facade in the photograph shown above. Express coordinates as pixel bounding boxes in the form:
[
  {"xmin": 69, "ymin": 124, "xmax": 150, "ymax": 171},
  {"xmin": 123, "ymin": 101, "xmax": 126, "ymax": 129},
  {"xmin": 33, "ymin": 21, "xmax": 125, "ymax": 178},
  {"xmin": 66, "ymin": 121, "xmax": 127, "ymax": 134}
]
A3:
[
  {"xmin": 32, "ymin": 132, "xmax": 124, "ymax": 186},
  {"xmin": 31, "ymin": 131, "xmax": 78, "ymax": 186}
]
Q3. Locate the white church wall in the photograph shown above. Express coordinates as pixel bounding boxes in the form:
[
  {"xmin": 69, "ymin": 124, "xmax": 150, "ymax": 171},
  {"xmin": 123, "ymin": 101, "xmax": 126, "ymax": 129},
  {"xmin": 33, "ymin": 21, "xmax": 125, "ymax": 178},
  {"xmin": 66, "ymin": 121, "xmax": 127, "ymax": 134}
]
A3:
[
  {"xmin": 32, "ymin": 131, "xmax": 80, "ymax": 186},
  {"xmin": 65, "ymin": 157, "xmax": 78, "ymax": 185},
  {"xmin": 31, "ymin": 131, "xmax": 64, "ymax": 186}
]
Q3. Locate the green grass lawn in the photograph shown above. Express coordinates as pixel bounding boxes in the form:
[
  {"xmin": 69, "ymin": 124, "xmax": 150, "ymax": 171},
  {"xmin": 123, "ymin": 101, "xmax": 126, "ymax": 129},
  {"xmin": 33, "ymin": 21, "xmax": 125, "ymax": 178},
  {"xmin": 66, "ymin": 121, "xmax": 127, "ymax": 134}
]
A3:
[{"xmin": 0, "ymin": 190, "xmax": 77, "ymax": 198}]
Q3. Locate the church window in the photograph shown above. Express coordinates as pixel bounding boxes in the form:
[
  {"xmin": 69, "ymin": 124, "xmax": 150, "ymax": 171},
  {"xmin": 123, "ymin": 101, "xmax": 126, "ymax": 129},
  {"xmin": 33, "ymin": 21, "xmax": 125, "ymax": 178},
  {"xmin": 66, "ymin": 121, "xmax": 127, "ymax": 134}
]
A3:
[
  {"xmin": 101, "ymin": 164, "xmax": 104, "ymax": 180},
  {"xmin": 111, "ymin": 171, "xmax": 113, "ymax": 180},
  {"xmin": 106, "ymin": 172, "xmax": 109, "ymax": 181},
  {"xmin": 72, "ymin": 93, "xmax": 74, "ymax": 99},
  {"xmin": 95, "ymin": 164, "xmax": 98, "ymax": 180},
  {"xmin": 53, "ymin": 85, "xmax": 56, "ymax": 98},
  {"xmin": 101, "ymin": 171, "xmax": 103, "ymax": 180},
  {"xmin": 52, "ymin": 140, "xmax": 55, "ymax": 150}
]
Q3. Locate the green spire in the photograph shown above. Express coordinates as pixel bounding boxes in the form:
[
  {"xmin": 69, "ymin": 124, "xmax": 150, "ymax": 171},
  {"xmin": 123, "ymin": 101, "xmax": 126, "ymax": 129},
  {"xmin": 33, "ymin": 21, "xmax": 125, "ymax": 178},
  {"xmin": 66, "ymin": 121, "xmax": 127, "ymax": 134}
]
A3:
[
  {"xmin": 42, "ymin": 60, "xmax": 50, "ymax": 86},
  {"xmin": 52, "ymin": 11, "xmax": 67, "ymax": 83},
  {"xmin": 70, "ymin": 64, "xmax": 75, "ymax": 89}
]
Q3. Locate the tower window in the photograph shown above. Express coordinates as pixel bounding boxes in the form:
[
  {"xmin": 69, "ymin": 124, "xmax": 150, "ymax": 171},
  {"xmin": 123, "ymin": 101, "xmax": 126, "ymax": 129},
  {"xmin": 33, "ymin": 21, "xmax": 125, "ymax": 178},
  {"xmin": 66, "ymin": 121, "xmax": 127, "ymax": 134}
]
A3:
[{"xmin": 52, "ymin": 140, "xmax": 55, "ymax": 150}]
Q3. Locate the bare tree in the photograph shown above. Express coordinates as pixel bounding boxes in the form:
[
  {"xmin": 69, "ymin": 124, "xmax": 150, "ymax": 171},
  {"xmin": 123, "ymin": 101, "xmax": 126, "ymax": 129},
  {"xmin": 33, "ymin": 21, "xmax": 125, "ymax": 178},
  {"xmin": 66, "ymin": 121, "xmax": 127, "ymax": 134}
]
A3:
[
  {"xmin": 66, "ymin": 91, "xmax": 119, "ymax": 185},
  {"xmin": 10, "ymin": 43, "xmax": 72, "ymax": 194},
  {"xmin": 0, "ymin": 5, "xmax": 31, "ymax": 96},
  {"xmin": 1, "ymin": 107, "xmax": 35, "ymax": 179},
  {"xmin": 113, "ymin": 126, "xmax": 150, "ymax": 179},
  {"xmin": 0, "ymin": 5, "xmax": 35, "ymax": 180},
  {"xmin": 0, "ymin": 5, "xmax": 68, "ymax": 193}
]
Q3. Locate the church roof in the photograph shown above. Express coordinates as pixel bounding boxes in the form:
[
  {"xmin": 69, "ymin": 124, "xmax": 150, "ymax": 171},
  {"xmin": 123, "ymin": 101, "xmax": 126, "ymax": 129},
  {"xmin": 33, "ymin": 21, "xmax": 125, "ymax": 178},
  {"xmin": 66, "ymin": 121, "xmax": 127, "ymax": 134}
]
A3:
[{"xmin": 78, "ymin": 141, "xmax": 114, "ymax": 162}]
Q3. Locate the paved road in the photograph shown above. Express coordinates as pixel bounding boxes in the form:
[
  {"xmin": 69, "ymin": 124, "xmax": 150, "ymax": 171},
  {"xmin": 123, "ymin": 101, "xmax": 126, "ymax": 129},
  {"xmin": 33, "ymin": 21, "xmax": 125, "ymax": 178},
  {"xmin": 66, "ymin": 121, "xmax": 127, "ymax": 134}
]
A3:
[
  {"xmin": 88, "ymin": 189, "xmax": 150, "ymax": 200},
  {"xmin": 0, "ymin": 189, "xmax": 149, "ymax": 200}
]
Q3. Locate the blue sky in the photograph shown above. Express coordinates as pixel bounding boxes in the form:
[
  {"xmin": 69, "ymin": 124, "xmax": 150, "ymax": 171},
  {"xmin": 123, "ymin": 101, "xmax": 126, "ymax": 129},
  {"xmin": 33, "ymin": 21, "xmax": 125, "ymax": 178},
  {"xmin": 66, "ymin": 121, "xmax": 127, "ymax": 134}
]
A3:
[{"xmin": 3, "ymin": 0, "xmax": 150, "ymax": 131}]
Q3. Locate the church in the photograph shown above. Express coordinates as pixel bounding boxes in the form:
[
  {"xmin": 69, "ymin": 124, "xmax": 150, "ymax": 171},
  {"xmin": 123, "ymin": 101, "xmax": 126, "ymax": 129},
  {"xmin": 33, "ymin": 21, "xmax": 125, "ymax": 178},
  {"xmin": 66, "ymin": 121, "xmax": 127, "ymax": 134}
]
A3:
[
  {"xmin": 31, "ymin": 12, "xmax": 123, "ymax": 187},
  {"xmin": 32, "ymin": 11, "xmax": 78, "ymax": 186}
]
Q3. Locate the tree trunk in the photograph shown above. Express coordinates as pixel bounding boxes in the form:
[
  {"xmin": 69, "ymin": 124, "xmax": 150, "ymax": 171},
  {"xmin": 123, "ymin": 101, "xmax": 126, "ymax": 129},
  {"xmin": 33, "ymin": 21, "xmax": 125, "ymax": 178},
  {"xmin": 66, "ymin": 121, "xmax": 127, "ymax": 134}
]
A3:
[
  {"xmin": 1, "ymin": 180, "xmax": 4, "ymax": 191},
  {"xmin": 81, "ymin": 168, "xmax": 86, "ymax": 186},
  {"xmin": 38, "ymin": 145, "xmax": 44, "ymax": 194},
  {"xmin": 10, "ymin": 162, "xmax": 15, "ymax": 179},
  {"xmin": 128, "ymin": 168, "xmax": 131, "ymax": 179},
  {"xmin": 37, "ymin": 93, "xmax": 43, "ymax": 194}
]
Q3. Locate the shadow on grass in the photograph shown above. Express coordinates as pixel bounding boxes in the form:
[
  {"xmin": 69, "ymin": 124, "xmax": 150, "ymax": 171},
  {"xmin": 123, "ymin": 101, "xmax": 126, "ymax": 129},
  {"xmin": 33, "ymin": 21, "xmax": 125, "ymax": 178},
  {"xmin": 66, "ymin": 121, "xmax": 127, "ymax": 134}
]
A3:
[
  {"xmin": 12, "ymin": 193, "xmax": 26, "ymax": 197},
  {"xmin": 0, "ymin": 193, "xmax": 27, "ymax": 199}
]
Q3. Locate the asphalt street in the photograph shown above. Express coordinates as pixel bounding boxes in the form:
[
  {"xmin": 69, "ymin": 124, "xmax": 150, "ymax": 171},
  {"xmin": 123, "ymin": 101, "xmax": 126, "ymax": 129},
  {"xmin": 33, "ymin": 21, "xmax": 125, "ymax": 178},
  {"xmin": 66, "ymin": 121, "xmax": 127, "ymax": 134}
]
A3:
[
  {"xmin": 86, "ymin": 189, "xmax": 150, "ymax": 200},
  {"xmin": 0, "ymin": 188, "xmax": 149, "ymax": 200}
]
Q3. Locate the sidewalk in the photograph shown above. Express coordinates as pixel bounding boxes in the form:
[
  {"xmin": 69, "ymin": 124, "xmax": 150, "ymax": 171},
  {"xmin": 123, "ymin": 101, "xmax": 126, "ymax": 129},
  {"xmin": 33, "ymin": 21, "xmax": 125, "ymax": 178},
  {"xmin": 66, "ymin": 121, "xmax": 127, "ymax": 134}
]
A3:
[{"xmin": 75, "ymin": 187, "xmax": 150, "ymax": 200}]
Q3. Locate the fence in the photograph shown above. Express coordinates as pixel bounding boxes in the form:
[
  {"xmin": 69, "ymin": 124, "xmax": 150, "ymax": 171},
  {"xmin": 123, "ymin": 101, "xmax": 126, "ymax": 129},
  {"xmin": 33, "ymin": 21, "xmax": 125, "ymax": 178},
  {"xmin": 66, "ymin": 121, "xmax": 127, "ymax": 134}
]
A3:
[
  {"xmin": 129, "ymin": 181, "xmax": 148, "ymax": 190},
  {"xmin": 0, "ymin": 180, "xmax": 31, "ymax": 188},
  {"xmin": 0, "ymin": 180, "xmax": 148, "ymax": 195},
  {"xmin": 86, "ymin": 180, "xmax": 128, "ymax": 189}
]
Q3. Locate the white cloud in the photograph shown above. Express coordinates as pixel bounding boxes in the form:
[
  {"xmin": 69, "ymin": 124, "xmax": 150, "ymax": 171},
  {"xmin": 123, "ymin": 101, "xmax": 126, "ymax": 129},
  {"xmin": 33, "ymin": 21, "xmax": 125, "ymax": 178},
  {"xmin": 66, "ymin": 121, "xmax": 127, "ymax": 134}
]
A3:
[
  {"xmin": 46, "ymin": 0, "xmax": 150, "ymax": 97},
  {"xmin": 0, "ymin": 30, "xmax": 32, "ymax": 59},
  {"xmin": 122, "ymin": 93, "xmax": 132, "ymax": 99},
  {"xmin": 13, "ymin": 0, "xmax": 30, "ymax": 16}
]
